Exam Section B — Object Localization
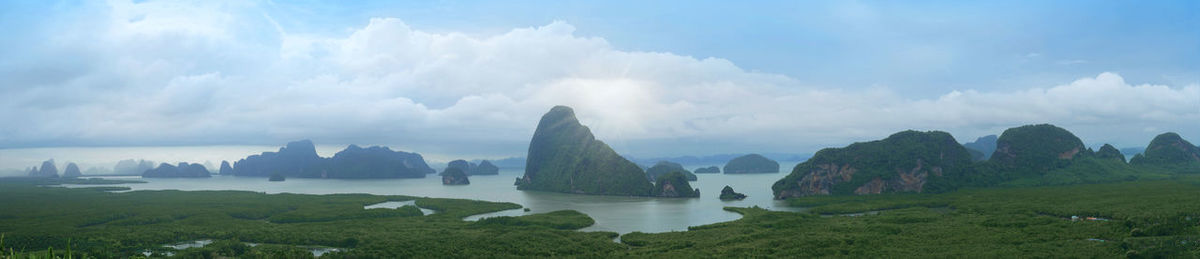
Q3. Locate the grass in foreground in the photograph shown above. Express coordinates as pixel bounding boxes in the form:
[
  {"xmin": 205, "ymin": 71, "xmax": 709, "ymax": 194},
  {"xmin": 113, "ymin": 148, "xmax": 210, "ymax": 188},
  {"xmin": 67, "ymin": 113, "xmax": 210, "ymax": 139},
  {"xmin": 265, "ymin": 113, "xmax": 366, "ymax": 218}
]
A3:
[
  {"xmin": 0, "ymin": 178, "xmax": 619, "ymax": 258},
  {"xmin": 3, "ymin": 176, "xmax": 1200, "ymax": 257},
  {"xmin": 621, "ymin": 176, "xmax": 1200, "ymax": 257}
]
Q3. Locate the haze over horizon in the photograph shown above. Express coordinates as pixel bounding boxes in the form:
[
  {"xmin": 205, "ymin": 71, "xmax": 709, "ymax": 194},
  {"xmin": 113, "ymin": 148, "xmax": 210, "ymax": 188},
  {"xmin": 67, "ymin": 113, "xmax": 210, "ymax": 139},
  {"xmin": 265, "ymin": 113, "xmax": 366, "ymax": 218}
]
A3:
[{"xmin": 2, "ymin": 1, "xmax": 1198, "ymax": 166}]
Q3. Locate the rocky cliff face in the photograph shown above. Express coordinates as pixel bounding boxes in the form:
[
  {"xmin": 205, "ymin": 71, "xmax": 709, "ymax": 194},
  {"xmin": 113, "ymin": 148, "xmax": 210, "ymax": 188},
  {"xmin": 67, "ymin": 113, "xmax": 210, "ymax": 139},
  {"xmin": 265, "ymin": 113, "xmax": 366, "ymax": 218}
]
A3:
[
  {"xmin": 516, "ymin": 106, "xmax": 654, "ymax": 196},
  {"xmin": 446, "ymin": 159, "xmax": 500, "ymax": 175},
  {"xmin": 652, "ymin": 172, "xmax": 699, "ymax": 198},
  {"xmin": 219, "ymin": 161, "xmax": 233, "ymax": 175},
  {"xmin": 773, "ymin": 130, "xmax": 970, "ymax": 198},
  {"xmin": 441, "ymin": 167, "xmax": 470, "ymax": 185},
  {"xmin": 724, "ymin": 154, "xmax": 779, "ymax": 174},
  {"xmin": 1096, "ymin": 144, "xmax": 1126, "ymax": 163}
]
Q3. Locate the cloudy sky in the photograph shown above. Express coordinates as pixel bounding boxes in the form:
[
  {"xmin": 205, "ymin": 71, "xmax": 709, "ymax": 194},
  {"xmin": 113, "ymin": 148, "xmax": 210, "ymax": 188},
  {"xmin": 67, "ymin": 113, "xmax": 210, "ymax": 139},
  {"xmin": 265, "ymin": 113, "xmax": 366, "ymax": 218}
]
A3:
[{"xmin": 1, "ymin": 0, "xmax": 1198, "ymax": 165}]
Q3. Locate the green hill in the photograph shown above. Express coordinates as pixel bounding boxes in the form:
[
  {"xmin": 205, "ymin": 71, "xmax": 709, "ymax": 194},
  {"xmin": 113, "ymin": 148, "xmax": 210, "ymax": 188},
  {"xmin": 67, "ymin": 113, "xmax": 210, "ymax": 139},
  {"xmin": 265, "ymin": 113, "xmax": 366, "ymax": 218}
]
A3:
[
  {"xmin": 951, "ymin": 125, "xmax": 1169, "ymax": 188},
  {"xmin": 773, "ymin": 130, "xmax": 972, "ymax": 198},
  {"xmin": 1095, "ymin": 144, "xmax": 1125, "ymax": 163},
  {"xmin": 1131, "ymin": 133, "xmax": 1200, "ymax": 165},
  {"xmin": 645, "ymin": 161, "xmax": 697, "ymax": 181},
  {"xmin": 989, "ymin": 124, "xmax": 1087, "ymax": 172},
  {"xmin": 651, "ymin": 172, "xmax": 699, "ymax": 198}
]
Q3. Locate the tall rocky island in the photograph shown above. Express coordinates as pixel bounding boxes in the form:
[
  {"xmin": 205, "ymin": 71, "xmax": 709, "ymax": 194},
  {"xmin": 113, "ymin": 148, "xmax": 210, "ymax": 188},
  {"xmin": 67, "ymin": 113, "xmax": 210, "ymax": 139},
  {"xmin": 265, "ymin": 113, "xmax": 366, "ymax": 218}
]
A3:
[
  {"xmin": 516, "ymin": 106, "xmax": 656, "ymax": 196},
  {"xmin": 651, "ymin": 172, "xmax": 699, "ymax": 198},
  {"xmin": 218, "ymin": 161, "xmax": 233, "ymax": 175}
]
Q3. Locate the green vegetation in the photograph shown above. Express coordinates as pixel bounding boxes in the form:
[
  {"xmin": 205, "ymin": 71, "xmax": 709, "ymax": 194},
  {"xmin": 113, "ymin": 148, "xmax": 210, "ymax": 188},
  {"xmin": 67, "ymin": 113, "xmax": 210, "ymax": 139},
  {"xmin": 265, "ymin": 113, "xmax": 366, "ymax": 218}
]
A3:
[
  {"xmin": 0, "ymin": 179, "xmax": 623, "ymax": 258},
  {"xmin": 645, "ymin": 161, "xmax": 697, "ymax": 181},
  {"xmin": 966, "ymin": 148, "xmax": 986, "ymax": 161},
  {"xmin": 774, "ymin": 125, "xmax": 1191, "ymax": 198},
  {"xmin": 518, "ymin": 106, "xmax": 655, "ymax": 196},
  {"xmin": 5, "ymin": 124, "xmax": 1199, "ymax": 257},
  {"xmin": 990, "ymin": 124, "xmax": 1086, "ymax": 171},
  {"xmin": 474, "ymin": 210, "xmax": 595, "ymax": 230},
  {"xmin": 413, "ymin": 198, "xmax": 521, "ymax": 218},
  {"xmin": 622, "ymin": 176, "xmax": 1200, "ymax": 257},
  {"xmin": 723, "ymin": 154, "xmax": 779, "ymax": 174},
  {"xmin": 440, "ymin": 167, "xmax": 470, "ymax": 185},
  {"xmin": 773, "ymin": 130, "xmax": 973, "ymax": 197},
  {"xmin": 1130, "ymin": 132, "xmax": 1200, "ymax": 174},
  {"xmin": 1096, "ymin": 143, "xmax": 1126, "ymax": 163},
  {"xmin": 954, "ymin": 127, "xmax": 1185, "ymax": 189},
  {"xmin": 171, "ymin": 240, "xmax": 317, "ymax": 258},
  {"xmin": 651, "ymin": 172, "xmax": 699, "ymax": 198},
  {"xmin": 995, "ymin": 156, "xmax": 1170, "ymax": 187},
  {"xmin": 232, "ymin": 140, "xmax": 435, "ymax": 179}
]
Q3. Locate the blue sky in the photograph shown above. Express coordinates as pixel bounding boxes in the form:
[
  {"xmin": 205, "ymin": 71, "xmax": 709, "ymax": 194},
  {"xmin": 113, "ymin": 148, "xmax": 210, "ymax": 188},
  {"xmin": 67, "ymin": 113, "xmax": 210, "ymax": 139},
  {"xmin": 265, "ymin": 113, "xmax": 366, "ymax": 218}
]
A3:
[
  {"xmin": 254, "ymin": 0, "xmax": 1200, "ymax": 93},
  {"xmin": 0, "ymin": 0, "xmax": 1197, "ymax": 163}
]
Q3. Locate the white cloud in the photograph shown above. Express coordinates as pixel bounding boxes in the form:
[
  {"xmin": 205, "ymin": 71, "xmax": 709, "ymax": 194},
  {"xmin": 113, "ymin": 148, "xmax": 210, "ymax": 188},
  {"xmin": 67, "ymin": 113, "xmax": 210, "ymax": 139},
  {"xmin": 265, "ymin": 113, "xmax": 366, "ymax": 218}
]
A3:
[{"xmin": 1, "ymin": 0, "xmax": 1198, "ymax": 160}]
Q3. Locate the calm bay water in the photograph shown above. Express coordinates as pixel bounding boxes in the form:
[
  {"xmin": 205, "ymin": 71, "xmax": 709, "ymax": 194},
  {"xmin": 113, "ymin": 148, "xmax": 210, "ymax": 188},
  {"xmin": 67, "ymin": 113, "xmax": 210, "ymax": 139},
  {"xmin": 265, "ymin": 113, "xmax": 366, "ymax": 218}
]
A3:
[{"xmin": 76, "ymin": 162, "xmax": 804, "ymax": 234}]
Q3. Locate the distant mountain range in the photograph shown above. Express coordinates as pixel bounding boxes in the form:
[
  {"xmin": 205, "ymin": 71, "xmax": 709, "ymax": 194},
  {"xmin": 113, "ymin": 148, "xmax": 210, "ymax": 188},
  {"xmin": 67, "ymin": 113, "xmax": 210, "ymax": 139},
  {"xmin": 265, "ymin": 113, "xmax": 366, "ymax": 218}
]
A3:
[
  {"xmin": 470, "ymin": 157, "xmax": 527, "ymax": 169},
  {"xmin": 624, "ymin": 153, "xmax": 810, "ymax": 168},
  {"xmin": 1120, "ymin": 147, "xmax": 1145, "ymax": 156},
  {"xmin": 229, "ymin": 140, "xmax": 435, "ymax": 179},
  {"xmin": 962, "ymin": 135, "xmax": 998, "ymax": 160}
]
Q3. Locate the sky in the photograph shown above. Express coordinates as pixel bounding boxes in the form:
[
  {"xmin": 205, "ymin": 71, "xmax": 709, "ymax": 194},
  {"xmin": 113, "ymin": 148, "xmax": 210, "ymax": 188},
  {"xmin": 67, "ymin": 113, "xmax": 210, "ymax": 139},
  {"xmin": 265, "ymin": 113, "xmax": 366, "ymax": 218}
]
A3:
[{"xmin": 0, "ymin": 0, "xmax": 1198, "ymax": 169}]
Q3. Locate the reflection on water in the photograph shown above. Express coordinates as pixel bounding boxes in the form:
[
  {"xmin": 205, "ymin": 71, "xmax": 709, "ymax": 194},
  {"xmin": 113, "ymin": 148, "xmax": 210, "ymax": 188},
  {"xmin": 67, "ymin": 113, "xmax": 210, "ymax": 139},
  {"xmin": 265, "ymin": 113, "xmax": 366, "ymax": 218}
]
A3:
[
  {"xmin": 156, "ymin": 240, "xmax": 340, "ymax": 257},
  {"xmin": 164, "ymin": 239, "xmax": 212, "ymax": 250},
  {"xmin": 73, "ymin": 162, "xmax": 805, "ymax": 234},
  {"xmin": 463, "ymin": 208, "xmax": 525, "ymax": 221},
  {"xmin": 363, "ymin": 200, "xmax": 437, "ymax": 215}
]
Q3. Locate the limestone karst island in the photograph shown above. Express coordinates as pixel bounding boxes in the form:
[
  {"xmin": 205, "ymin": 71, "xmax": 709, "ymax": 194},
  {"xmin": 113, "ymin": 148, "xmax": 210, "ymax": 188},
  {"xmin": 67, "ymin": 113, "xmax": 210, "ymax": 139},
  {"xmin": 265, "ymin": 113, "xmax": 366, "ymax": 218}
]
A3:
[{"xmin": 2, "ymin": 1, "xmax": 1198, "ymax": 258}]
